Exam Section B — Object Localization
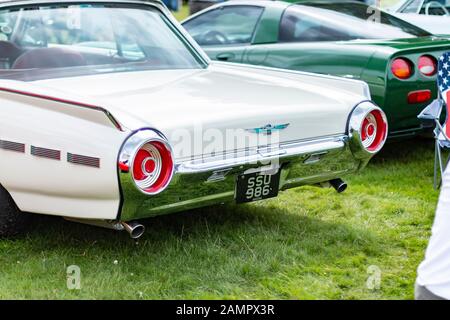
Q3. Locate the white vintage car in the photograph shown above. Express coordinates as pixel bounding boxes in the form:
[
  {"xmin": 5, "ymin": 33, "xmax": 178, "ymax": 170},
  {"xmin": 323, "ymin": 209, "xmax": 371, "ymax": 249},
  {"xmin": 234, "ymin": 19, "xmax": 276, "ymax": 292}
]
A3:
[
  {"xmin": 0, "ymin": 0, "xmax": 387, "ymax": 238},
  {"xmin": 387, "ymin": 0, "xmax": 450, "ymax": 35}
]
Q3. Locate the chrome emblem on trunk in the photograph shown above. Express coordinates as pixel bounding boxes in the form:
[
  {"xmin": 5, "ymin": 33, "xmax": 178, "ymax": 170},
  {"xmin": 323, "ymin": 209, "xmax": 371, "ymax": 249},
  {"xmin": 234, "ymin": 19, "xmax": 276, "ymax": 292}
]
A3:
[{"xmin": 246, "ymin": 123, "xmax": 290, "ymax": 135}]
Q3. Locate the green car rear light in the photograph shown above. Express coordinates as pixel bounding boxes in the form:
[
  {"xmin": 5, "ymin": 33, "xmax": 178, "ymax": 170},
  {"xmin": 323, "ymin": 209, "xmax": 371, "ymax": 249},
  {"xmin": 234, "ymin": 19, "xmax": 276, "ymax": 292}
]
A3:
[
  {"xmin": 391, "ymin": 58, "xmax": 414, "ymax": 80},
  {"xmin": 418, "ymin": 55, "xmax": 437, "ymax": 77}
]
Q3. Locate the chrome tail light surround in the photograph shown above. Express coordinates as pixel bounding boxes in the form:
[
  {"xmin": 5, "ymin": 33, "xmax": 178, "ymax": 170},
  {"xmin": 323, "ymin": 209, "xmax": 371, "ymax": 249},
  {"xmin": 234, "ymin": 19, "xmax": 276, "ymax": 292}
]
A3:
[
  {"xmin": 118, "ymin": 129, "xmax": 174, "ymax": 195},
  {"xmin": 348, "ymin": 101, "xmax": 388, "ymax": 159}
]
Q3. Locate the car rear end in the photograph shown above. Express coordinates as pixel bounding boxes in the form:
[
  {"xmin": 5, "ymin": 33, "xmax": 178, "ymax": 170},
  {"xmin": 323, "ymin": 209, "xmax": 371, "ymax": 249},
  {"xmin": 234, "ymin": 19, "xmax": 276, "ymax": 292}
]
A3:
[
  {"xmin": 293, "ymin": 1, "xmax": 450, "ymax": 137},
  {"xmin": 377, "ymin": 39, "xmax": 450, "ymax": 137},
  {"xmin": 117, "ymin": 101, "xmax": 388, "ymax": 222}
]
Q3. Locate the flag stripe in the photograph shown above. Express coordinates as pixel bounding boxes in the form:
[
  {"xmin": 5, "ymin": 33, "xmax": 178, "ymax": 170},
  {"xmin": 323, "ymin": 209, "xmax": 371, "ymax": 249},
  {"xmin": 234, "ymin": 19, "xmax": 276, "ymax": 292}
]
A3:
[
  {"xmin": 446, "ymin": 91, "xmax": 450, "ymax": 138},
  {"xmin": 438, "ymin": 53, "xmax": 450, "ymax": 138}
]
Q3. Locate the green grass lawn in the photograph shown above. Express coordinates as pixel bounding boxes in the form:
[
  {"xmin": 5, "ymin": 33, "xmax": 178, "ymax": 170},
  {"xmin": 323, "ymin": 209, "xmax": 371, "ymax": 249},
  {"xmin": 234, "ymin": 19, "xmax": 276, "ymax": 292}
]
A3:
[{"xmin": 0, "ymin": 137, "xmax": 439, "ymax": 299}]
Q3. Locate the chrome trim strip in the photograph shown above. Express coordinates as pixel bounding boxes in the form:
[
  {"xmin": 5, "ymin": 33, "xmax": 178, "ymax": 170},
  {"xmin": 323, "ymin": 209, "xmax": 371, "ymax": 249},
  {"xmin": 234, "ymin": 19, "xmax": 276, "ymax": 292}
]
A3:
[{"xmin": 175, "ymin": 136, "xmax": 346, "ymax": 174}]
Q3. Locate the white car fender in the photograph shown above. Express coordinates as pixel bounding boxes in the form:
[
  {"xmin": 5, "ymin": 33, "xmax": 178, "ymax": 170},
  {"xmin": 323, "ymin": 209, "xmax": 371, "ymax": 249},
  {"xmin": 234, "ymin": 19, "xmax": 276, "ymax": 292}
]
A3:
[{"xmin": 0, "ymin": 80, "xmax": 128, "ymax": 219}]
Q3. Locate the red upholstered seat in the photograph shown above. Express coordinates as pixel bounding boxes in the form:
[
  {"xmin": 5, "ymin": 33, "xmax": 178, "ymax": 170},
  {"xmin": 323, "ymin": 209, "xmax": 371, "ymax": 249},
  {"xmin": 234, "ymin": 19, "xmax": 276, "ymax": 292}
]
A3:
[
  {"xmin": 12, "ymin": 47, "xmax": 86, "ymax": 69},
  {"xmin": 0, "ymin": 41, "xmax": 23, "ymax": 67}
]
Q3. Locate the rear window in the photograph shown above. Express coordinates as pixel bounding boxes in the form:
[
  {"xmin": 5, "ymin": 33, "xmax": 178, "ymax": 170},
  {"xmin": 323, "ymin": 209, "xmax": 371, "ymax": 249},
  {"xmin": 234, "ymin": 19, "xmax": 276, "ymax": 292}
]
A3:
[
  {"xmin": 279, "ymin": 3, "xmax": 430, "ymax": 43},
  {"xmin": 0, "ymin": 3, "xmax": 204, "ymax": 80}
]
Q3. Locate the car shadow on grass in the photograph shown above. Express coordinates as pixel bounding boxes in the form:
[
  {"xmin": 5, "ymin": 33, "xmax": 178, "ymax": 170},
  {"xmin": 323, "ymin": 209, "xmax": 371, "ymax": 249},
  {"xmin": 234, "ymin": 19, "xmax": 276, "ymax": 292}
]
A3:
[
  {"xmin": 22, "ymin": 200, "xmax": 385, "ymax": 295},
  {"xmin": 27, "ymin": 200, "xmax": 382, "ymax": 253},
  {"xmin": 1, "ymin": 200, "xmax": 385, "ymax": 299}
]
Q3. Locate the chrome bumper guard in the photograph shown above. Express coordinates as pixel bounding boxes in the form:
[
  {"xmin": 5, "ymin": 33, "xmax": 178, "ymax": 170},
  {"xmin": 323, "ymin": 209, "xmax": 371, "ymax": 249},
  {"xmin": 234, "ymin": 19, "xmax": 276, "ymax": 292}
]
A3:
[{"xmin": 118, "ymin": 134, "xmax": 370, "ymax": 221}]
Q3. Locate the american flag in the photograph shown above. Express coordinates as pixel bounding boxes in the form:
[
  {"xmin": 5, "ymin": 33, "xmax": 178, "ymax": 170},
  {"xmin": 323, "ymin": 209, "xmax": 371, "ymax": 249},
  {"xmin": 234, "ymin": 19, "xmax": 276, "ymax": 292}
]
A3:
[{"xmin": 438, "ymin": 52, "xmax": 450, "ymax": 138}]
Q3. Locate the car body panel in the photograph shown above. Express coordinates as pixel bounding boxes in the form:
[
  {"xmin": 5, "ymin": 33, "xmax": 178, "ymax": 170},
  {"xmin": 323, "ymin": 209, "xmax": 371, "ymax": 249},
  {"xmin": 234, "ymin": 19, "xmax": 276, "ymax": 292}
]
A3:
[
  {"xmin": 33, "ymin": 62, "xmax": 370, "ymax": 159},
  {"xmin": 0, "ymin": 80, "xmax": 128, "ymax": 219},
  {"xmin": 182, "ymin": 0, "xmax": 450, "ymax": 136}
]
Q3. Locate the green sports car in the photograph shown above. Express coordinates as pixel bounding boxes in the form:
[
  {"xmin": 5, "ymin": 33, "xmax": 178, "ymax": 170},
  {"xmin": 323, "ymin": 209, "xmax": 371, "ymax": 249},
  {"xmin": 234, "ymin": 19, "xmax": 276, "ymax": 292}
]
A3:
[{"xmin": 182, "ymin": 0, "xmax": 450, "ymax": 137}]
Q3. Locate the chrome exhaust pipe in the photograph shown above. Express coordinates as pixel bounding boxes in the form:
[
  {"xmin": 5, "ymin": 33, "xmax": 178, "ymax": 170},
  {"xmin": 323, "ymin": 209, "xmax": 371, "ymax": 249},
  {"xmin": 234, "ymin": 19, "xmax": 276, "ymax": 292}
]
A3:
[
  {"xmin": 121, "ymin": 221, "xmax": 145, "ymax": 239},
  {"xmin": 329, "ymin": 179, "xmax": 347, "ymax": 193}
]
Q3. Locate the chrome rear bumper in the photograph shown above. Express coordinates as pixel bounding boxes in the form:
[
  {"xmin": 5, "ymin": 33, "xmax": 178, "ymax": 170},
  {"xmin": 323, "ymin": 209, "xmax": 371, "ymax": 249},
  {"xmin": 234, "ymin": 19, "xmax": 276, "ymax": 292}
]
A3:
[{"xmin": 118, "ymin": 134, "xmax": 369, "ymax": 221}]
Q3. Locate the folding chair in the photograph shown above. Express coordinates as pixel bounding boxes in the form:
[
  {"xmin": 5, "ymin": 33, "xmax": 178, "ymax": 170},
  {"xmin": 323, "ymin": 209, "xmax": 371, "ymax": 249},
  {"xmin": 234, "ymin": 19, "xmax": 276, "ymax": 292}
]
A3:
[{"xmin": 418, "ymin": 52, "xmax": 450, "ymax": 189}]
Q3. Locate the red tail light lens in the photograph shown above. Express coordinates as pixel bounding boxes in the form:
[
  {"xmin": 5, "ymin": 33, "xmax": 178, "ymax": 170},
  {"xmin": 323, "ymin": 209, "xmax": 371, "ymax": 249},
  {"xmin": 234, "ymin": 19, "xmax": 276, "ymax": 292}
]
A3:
[
  {"xmin": 418, "ymin": 55, "xmax": 437, "ymax": 76},
  {"xmin": 132, "ymin": 140, "xmax": 173, "ymax": 195},
  {"xmin": 408, "ymin": 90, "xmax": 432, "ymax": 104},
  {"xmin": 391, "ymin": 58, "xmax": 413, "ymax": 79},
  {"xmin": 360, "ymin": 110, "xmax": 388, "ymax": 153}
]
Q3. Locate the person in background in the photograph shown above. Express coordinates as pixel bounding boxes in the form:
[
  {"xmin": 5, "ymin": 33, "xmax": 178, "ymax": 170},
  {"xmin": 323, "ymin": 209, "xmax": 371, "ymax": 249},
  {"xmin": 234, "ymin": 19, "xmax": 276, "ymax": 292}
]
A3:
[
  {"xmin": 162, "ymin": 0, "xmax": 179, "ymax": 11},
  {"xmin": 416, "ymin": 165, "xmax": 450, "ymax": 300}
]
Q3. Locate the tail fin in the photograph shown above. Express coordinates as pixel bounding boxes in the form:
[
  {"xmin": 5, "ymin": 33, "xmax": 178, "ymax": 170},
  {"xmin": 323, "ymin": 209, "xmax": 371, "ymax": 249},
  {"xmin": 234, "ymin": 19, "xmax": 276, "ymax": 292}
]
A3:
[{"xmin": 0, "ymin": 80, "xmax": 122, "ymax": 131}]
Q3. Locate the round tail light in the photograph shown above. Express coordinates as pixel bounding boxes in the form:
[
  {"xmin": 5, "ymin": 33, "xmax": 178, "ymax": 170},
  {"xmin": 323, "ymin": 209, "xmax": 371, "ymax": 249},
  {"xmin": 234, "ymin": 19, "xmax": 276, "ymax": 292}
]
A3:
[
  {"xmin": 391, "ymin": 58, "xmax": 413, "ymax": 79},
  {"xmin": 360, "ymin": 109, "xmax": 387, "ymax": 153},
  {"xmin": 348, "ymin": 102, "xmax": 388, "ymax": 159},
  {"xmin": 132, "ymin": 140, "xmax": 173, "ymax": 195},
  {"xmin": 418, "ymin": 55, "xmax": 437, "ymax": 77}
]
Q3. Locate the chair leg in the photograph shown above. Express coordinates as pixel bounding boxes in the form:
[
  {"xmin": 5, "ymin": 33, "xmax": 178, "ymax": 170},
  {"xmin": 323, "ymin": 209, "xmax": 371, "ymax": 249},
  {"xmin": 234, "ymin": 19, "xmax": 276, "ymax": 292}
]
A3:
[
  {"xmin": 435, "ymin": 145, "xmax": 438, "ymax": 190},
  {"xmin": 434, "ymin": 140, "xmax": 447, "ymax": 189},
  {"xmin": 445, "ymin": 150, "xmax": 450, "ymax": 170},
  {"xmin": 433, "ymin": 141, "xmax": 439, "ymax": 190}
]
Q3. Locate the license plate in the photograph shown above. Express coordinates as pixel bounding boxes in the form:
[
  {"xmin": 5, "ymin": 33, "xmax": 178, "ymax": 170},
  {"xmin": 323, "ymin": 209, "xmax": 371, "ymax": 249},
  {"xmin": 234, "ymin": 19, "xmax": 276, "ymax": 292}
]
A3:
[{"xmin": 235, "ymin": 170, "xmax": 281, "ymax": 204}]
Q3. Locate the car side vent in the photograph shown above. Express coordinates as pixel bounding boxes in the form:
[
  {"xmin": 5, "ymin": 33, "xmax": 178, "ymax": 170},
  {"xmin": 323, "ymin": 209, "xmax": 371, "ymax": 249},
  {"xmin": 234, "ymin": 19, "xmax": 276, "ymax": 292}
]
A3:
[
  {"xmin": 31, "ymin": 146, "xmax": 61, "ymax": 160},
  {"xmin": 0, "ymin": 139, "xmax": 25, "ymax": 153},
  {"xmin": 67, "ymin": 153, "xmax": 100, "ymax": 168}
]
